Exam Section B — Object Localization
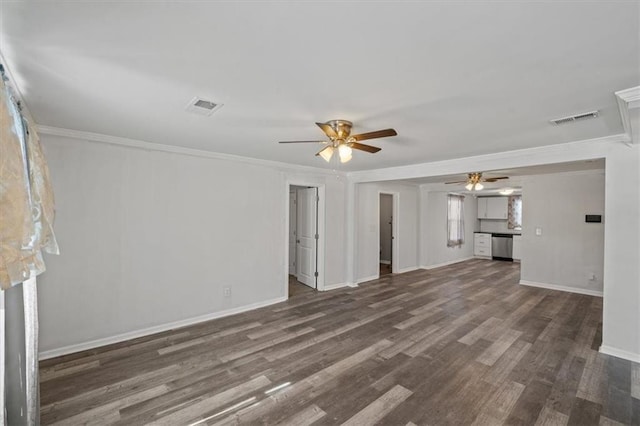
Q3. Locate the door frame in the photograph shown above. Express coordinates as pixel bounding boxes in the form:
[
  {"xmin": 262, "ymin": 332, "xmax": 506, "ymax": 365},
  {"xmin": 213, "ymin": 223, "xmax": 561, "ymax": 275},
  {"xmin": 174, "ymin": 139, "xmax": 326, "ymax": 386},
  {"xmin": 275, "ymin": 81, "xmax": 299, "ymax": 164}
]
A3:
[
  {"xmin": 378, "ymin": 191, "xmax": 399, "ymax": 277},
  {"xmin": 284, "ymin": 180, "xmax": 326, "ymax": 298}
]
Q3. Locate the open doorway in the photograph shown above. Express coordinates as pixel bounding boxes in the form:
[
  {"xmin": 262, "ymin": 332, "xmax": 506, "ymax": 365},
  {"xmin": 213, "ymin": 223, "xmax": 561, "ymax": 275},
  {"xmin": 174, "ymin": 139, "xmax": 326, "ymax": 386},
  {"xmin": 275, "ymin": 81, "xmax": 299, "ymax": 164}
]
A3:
[
  {"xmin": 379, "ymin": 192, "xmax": 399, "ymax": 277},
  {"xmin": 379, "ymin": 193, "xmax": 393, "ymax": 275},
  {"xmin": 287, "ymin": 184, "xmax": 325, "ymax": 298}
]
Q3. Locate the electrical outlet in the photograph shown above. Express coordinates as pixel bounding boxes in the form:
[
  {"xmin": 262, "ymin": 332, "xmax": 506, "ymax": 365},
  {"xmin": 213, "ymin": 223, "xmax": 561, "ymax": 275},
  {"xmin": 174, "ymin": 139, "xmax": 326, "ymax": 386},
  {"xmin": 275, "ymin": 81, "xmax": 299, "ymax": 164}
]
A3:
[
  {"xmin": 223, "ymin": 286, "xmax": 231, "ymax": 297},
  {"xmin": 535, "ymin": 227, "xmax": 542, "ymax": 236}
]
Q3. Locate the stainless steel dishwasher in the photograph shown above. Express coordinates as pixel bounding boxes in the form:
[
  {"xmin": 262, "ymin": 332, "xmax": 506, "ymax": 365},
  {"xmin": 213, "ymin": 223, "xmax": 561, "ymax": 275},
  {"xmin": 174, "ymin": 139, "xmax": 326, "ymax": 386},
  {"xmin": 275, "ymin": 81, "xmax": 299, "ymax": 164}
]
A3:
[{"xmin": 491, "ymin": 233, "xmax": 513, "ymax": 260}]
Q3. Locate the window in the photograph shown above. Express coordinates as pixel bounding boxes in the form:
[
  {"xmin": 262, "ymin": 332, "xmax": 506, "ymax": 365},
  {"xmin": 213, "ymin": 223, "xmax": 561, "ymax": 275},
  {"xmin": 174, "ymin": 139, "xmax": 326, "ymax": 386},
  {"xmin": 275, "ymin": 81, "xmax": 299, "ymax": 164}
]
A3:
[
  {"xmin": 447, "ymin": 194, "xmax": 465, "ymax": 247},
  {"xmin": 508, "ymin": 195, "xmax": 522, "ymax": 230}
]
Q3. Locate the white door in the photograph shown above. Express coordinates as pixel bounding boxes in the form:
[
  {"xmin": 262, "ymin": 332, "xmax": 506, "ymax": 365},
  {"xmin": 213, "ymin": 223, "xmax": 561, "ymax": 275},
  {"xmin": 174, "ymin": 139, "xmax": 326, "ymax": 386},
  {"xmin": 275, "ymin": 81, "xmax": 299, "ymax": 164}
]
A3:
[
  {"xmin": 296, "ymin": 187, "xmax": 317, "ymax": 288},
  {"xmin": 289, "ymin": 191, "xmax": 297, "ymax": 275}
]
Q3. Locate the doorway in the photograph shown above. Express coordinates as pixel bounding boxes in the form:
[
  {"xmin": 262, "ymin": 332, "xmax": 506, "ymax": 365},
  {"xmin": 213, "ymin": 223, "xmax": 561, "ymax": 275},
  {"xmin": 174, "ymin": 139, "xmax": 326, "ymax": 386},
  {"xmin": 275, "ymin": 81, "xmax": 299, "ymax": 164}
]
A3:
[
  {"xmin": 378, "ymin": 192, "xmax": 399, "ymax": 277},
  {"xmin": 379, "ymin": 193, "xmax": 393, "ymax": 275},
  {"xmin": 286, "ymin": 183, "xmax": 325, "ymax": 298}
]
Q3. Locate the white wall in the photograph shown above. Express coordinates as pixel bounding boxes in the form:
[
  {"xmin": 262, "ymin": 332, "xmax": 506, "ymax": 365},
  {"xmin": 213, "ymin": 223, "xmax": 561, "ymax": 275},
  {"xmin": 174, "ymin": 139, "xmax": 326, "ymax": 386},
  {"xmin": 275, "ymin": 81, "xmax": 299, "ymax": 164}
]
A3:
[
  {"xmin": 479, "ymin": 219, "xmax": 512, "ymax": 233},
  {"xmin": 356, "ymin": 182, "xmax": 419, "ymax": 281},
  {"xmin": 420, "ymin": 189, "xmax": 478, "ymax": 267},
  {"xmin": 38, "ymin": 135, "xmax": 347, "ymax": 355},
  {"xmin": 322, "ymin": 177, "xmax": 347, "ymax": 287},
  {"xmin": 520, "ymin": 171, "xmax": 605, "ymax": 294},
  {"xmin": 601, "ymin": 143, "xmax": 640, "ymax": 361}
]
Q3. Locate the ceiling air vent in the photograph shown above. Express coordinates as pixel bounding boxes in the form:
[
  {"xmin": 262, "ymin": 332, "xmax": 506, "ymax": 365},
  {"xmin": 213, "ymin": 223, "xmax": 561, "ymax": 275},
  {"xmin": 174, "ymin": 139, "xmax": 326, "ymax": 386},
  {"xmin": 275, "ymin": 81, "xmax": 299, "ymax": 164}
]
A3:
[
  {"xmin": 550, "ymin": 110, "xmax": 599, "ymax": 125},
  {"xmin": 185, "ymin": 96, "xmax": 223, "ymax": 116}
]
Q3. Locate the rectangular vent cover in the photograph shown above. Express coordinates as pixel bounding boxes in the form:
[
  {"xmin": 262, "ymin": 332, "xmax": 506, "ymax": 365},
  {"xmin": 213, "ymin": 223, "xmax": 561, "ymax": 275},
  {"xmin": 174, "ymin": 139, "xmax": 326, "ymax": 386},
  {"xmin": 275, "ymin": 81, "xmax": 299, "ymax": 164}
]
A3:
[
  {"xmin": 550, "ymin": 110, "xmax": 599, "ymax": 125},
  {"xmin": 185, "ymin": 97, "xmax": 223, "ymax": 116}
]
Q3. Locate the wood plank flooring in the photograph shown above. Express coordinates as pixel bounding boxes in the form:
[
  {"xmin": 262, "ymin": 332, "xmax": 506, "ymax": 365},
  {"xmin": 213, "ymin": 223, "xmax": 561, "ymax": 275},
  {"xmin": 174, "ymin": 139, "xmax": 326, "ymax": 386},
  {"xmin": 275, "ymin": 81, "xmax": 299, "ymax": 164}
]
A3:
[{"xmin": 40, "ymin": 259, "xmax": 639, "ymax": 425}]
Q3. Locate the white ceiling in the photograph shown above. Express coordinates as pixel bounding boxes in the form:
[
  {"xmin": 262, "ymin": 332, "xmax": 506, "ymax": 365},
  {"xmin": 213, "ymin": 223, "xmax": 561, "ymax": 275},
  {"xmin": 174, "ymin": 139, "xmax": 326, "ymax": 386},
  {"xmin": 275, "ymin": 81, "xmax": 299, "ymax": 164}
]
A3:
[{"xmin": 1, "ymin": 2, "xmax": 638, "ymax": 171}]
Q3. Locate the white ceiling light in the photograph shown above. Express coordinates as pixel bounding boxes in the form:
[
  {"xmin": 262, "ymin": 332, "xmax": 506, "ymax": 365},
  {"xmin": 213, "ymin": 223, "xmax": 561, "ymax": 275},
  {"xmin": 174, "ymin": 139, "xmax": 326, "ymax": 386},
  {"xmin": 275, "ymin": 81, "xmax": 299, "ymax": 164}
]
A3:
[
  {"xmin": 319, "ymin": 146, "xmax": 334, "ymax": 162},
  {"xmin": 465, "ymin": 182, "xmax": 483, "ymax": 191},
  {"xmin": 338, "ymin": 144, "xmax": 353, "ymax": 163}
]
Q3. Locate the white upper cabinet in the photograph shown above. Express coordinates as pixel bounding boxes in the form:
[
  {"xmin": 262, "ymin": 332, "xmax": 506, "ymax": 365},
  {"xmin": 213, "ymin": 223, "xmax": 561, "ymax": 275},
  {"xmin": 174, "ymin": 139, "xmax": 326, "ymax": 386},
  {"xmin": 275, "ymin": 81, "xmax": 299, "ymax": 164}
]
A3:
[
  {"xmin": 486, "ymin": 197, "xmax": 508, "ymax": 219},
  {"xmin": 477, "ymin": 198, "xmax": 488, "ymax": 219},
  {"xmin": 477, "ymin": 197, "xmax": 508, "ymax": 219}
]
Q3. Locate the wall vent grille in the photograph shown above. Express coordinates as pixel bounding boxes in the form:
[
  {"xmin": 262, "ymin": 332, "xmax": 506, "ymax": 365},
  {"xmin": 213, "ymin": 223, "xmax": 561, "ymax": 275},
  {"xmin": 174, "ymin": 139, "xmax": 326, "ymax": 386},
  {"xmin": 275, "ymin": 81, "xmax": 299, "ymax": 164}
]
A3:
[
  {"xmin": 185, "ymin": 97, "xmax": 223, "ymax": 116},
  {"xmin": 550, "ymin": 110, "xmax": 599, "ymax": 125}
]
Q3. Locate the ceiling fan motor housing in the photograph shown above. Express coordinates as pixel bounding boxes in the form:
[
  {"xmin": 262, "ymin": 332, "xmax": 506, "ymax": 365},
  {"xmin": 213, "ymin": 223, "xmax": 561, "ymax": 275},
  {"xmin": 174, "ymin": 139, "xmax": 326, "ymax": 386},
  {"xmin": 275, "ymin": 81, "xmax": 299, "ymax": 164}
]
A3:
[{"xmin": 326, "ymin": 120, "xmax": 353, "ymax": 141}]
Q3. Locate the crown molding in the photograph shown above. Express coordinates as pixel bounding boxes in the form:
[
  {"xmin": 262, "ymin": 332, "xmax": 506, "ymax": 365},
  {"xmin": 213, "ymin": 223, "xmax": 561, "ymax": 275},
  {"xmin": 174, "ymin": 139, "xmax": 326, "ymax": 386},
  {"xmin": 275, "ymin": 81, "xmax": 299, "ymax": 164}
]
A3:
[
  {"xmin": 37, "ymin": 125, "xmax": 346, "ymax": 177},
  {"xmin": 0, "ymin": 49, "xmax": 37, "ymax": 126},
  {"xmin": 615, "ymin": 86, "xmax": 640, "ymax": 109},
  {"xmin": 615, "ymin": 86, "xmax": 640, "ymax": 146},
  {"xmin": 347, "ymin": 133, "xmax": 628, "ymax": 183}
]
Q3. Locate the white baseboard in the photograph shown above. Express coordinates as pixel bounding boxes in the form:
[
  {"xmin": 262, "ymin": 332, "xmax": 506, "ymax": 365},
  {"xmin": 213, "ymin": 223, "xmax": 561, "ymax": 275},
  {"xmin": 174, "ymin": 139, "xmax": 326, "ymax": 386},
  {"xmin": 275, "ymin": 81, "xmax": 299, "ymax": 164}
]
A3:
[
  {"xmin": 395, "ymin": 266, "xmax": 419, "ymax": 274},
  {"xmin": 379, "ymin": 260, "xmax": 391, "ymax": 265},
  {"xmin": 39, "ymin": 296, "xmax": 287, "ymax": 360},
  {"xmin": 322, "ymin": 282, "xmax": 350, "ymax": 291},
  {"xmin": 356, "ymin": 274, "xmax": 380, "ymax": 284},
  {"xmin": 421, "ymin": 257, "xmax": 475, "ymax": 270},
  {"xmin": 519, "ymin": 280, "xmax": 603, "ymax": 297},
  {"xmin": 599, "ymin": 345, "xmax": 640, "ymax": 363}
]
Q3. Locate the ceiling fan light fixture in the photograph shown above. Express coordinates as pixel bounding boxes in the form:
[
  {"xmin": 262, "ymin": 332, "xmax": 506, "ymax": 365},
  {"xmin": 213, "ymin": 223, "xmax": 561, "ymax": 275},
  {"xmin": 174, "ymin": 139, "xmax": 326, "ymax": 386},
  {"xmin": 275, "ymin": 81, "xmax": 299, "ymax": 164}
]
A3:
[
  {"xmin": 465, "ymin": 183, "xmax": 474, "ymax": 191},
  {"xmin": 319, "ymin": 146, "xmax": 334, "ymax": 162},
  {"xmin": 338, "ymin": 144, "xmax": 353, "ymax": 163},
  {"xmin": 475, "ymin": 183, "xmax": 484, "ymax": 191}
]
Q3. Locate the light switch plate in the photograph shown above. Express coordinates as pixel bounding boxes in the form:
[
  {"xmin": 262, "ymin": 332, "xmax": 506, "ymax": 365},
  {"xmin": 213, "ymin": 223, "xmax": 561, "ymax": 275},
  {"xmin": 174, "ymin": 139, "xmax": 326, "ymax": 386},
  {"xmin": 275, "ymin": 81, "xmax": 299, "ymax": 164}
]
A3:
[{"xmin": 535, "ymin": 227, "xmax": 542, "ymax": 236}]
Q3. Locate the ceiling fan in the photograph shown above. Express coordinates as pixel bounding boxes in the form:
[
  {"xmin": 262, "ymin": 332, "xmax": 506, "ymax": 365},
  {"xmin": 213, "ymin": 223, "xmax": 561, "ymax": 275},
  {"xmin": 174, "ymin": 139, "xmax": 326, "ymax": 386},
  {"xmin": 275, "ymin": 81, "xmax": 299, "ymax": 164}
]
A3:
[
  {"xmin": 279, "ymin": 120, "xmax": 397, "ymax": 163},
  {"xmin": 445, "ymin": 172, "xmax": 509, "ymax": 191}
]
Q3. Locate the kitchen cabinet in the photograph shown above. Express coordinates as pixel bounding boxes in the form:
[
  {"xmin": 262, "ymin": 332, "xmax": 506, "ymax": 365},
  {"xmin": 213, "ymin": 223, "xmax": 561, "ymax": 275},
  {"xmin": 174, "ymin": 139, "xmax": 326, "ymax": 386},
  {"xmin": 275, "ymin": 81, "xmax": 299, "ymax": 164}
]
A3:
[
  {"xmin": 474, "ymin": 233, "xmax": 492, "ymax": 257},
  {"xmin": 477, "ymin": 197, "xmax": 508, "ymax": 219},
  {"xmin": 512, "ymin": 235, "xmax": 522, "ymax": 261},
  {"xmin": 477, "ymin": 198, "xmax": 488, "ymax": 219}
]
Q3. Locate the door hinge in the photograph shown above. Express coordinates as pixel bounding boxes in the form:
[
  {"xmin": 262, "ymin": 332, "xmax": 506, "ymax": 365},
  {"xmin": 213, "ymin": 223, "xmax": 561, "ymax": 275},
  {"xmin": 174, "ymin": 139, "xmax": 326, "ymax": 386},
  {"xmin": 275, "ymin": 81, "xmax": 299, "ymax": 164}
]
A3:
[
  {"xmin": 315, "ymin": 234, "xmax": 319, "ymax": 240},
  {"xmin": 314, "ymin": 271, "xmax": 319, "ymax": 277}
]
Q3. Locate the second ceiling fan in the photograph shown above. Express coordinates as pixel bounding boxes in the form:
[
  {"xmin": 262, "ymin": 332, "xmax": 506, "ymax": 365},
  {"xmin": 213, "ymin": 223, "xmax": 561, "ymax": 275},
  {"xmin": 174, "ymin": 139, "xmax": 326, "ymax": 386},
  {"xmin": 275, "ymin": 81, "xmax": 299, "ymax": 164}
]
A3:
[
  {"xmin": 279, "ymin": 120, "xmax": 397, "ymax": 163},
  {"xmin": 446, "ymin": 172, "xmax": 509, "ymax": 191}
]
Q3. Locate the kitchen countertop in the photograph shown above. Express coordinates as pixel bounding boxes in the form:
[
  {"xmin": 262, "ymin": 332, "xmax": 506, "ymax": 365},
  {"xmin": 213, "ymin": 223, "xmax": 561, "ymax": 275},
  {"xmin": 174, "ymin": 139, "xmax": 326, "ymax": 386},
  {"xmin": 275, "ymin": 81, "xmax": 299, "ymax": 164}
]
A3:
[{"xmin": 474, "ymin": 231, "xmax": 522, "ymax": 235}]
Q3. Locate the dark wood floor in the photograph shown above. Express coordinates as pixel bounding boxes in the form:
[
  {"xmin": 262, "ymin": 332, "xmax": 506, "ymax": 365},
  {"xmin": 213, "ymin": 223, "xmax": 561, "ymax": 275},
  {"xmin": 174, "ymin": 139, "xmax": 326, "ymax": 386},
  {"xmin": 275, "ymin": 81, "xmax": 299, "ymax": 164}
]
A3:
[
  {"xmin": 40, "ymin": 259, "xmax": 639, "ymax": 425},
  {"xmin": 380, "ymin": 263, "xmax": 392, "ymax": 276},
  {"xmin": 289, "ymin": 275, "xmax": 315, "ymax": 297}
]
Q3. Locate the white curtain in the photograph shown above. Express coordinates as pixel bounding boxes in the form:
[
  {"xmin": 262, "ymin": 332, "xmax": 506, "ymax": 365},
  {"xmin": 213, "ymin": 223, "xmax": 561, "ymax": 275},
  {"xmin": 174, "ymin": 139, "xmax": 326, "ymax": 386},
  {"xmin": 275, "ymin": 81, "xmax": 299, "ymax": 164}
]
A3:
[
  {"xmin": 447, "ymin": 194, "xmax": 465, "ymax": 247},
  {"xmin": 1, "ymin": 67, "xmax": 58, "ymax": 425}
]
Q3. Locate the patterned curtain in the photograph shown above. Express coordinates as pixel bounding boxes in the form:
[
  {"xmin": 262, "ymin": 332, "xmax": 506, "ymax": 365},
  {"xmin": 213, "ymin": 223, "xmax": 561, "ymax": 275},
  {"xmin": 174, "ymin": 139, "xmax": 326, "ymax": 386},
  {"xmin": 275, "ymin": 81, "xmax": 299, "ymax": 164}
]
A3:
[
  {"xmin": 447, "ymin": 194, "xmax": 465, "ymax": 247},
  {"xmin": 508, "ymin": 195, "xmax": 522, "ymax": 229},
  {"xmin": 1, "ymin": 66, "xmax": 58, "ymax": 425}
]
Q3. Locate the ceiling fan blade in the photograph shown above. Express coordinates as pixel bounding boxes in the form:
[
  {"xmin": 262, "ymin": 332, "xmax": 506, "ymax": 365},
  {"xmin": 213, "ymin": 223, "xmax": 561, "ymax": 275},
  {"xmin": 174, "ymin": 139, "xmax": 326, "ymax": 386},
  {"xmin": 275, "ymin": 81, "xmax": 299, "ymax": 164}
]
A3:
[
  {"xmin": 350, "ymin": 128, "xmax": 397, "ymax": 141},
  {"xmin": 350, "ymin": 142, "xmax": 381, "ymax": 153},
  {"xmin": 316, "ymin": 122, "xmax": 338, "ymax": 139},
  {"xmin": 445, "ymin": 181, "xmax": 468, "ymax": 184},
  {"xmin": 483, "ymin": 176, "xmax": 509, "ymax": 182},
  {"xmin": 278, "ymin": 140, "xmax": 325, "ymax": 144}
]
